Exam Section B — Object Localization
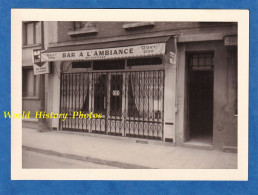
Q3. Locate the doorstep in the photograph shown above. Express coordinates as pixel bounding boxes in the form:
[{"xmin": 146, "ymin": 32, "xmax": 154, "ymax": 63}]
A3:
[{"xmin": 183, "ymin": 141, "xmax": 214, "ymax": 150}]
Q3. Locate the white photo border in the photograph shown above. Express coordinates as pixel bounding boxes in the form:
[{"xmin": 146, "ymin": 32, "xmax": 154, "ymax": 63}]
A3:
[{"xmin": 11, "ymin": 9, "xmax": 249, "ymax": 180}]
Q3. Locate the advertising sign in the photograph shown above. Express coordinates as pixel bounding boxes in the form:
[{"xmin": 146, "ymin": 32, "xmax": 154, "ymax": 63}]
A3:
[
  {"xmin": 40, "ymin": 43, "xmax": 166, "ymax": 62},
  {"xmin": 33, "ymin": 62, "xmax": 50, "ymax": 75},
  {"xmin": 224, "ymin": 35, "xmax": 237, "ymax": 46},
  {"xmin": 32, "ymin": 49, "xmax": 50, "ymax": 75}
]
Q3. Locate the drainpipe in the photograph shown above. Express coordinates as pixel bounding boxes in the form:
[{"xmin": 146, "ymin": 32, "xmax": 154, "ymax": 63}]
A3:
[{"xmin": 38, "ymin": 21, "xmax": 47, "ymax": 131}]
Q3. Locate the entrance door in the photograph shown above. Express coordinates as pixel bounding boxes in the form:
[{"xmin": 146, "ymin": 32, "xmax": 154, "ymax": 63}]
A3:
[
  {"xmin": 92, "ymin": 73, "xmax": 124, "ymax": 135},
  {"xmin": 187, "ymin": 53, "xmax": 214, "ymax": 143},
  {"xmin": 106, "ymin": 73, "xmax": 124, "ymax": 135}
]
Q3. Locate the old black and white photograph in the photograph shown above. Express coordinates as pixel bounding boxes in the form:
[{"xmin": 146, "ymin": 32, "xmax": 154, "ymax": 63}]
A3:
[{"xmin": 11, "ymin": 9, "xmax": 248, "ymax": 180}]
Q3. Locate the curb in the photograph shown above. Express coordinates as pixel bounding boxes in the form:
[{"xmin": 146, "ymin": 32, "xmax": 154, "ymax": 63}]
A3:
[{"xmin": 22, "ymin": 145, "xmax": 152, "ymax": 169}]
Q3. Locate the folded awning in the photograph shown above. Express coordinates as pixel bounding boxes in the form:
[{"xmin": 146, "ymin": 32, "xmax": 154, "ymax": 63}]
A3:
[{"xmin": 41, "ymin": 36, "xmax": 172, "ymax": 62}]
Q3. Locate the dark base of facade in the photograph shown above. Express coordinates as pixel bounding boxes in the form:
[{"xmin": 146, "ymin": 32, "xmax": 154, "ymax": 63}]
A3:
[
  {"xmin": 61, "ymin": 128, "xmax": 162, "ymax": 141},
  {"xmin": 222, "ymin": 146, "xmax": 238, "ymax": 153}
]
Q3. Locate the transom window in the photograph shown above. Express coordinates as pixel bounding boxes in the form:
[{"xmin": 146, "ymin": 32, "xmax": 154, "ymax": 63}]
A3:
[{"xmin": 189, "ymin": 53, "xmax": 214, "ymax": 71}]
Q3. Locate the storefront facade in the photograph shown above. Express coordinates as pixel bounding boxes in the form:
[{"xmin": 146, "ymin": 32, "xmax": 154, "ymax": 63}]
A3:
[
  {"xmin": 43, "ymin": 36, "xmax": 177, "ymax": 142},
  {"xmin": 23, "ymin": 21, "xmax": 238, "ymax": 150}
]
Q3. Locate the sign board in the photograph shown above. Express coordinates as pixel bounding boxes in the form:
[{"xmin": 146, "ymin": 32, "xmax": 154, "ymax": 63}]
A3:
[
  {"xmin": 112, "ymin": 90, "xmax": 120, "ymax": 96},
  {"xmin": 40, "ymin": 43, "xmax": 166, "ymax": 62},
  {"xmin": 33, "ymin": 49, "xmax": 44, "ymax": 66},
  {"xmin": 224, "ymin": 35, "xmax": 237, "ymax": 46},
  {"xmin": 168, "ymin": 37, "xmax": 177, "ymax": 66},
  {"xmin": 33, "ymin": 62, "xmax": 50, "ymax": 75},
  {"xmin": 33, "ymin": 49, "xmax": 50, "ymax": 75},
  {"xmin": 169, "ymin": 51, "xmax": 176, "ymax": 65}
]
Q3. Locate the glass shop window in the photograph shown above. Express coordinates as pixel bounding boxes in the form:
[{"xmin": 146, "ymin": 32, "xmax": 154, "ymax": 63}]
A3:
[
  {"xmin": 72, "ymin": 61, "xmax": 91, "ymax": 69},
  {"xmin": 127, "ymin": 71, "xmax": 164, "ymax": 120},
  {"xmin": 93, "ymin": 60, "xmax": 125, "ymax": 70},
  {"xmin": 127, "ymin": 57, "xmax": 162, "ymax": 67}
]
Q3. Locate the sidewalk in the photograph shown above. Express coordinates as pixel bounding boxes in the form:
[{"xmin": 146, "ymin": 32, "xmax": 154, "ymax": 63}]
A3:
[{"xmin": 22, "ymin": 128, "xmax": 237, "ymax": 169}]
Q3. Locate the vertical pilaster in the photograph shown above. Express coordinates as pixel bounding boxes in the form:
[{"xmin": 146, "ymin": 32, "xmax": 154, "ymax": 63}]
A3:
[
  {"xmin": 51, "ymin": 62, "xmax": 61, "ymax": 129},
  {"xmin": 163, "ymin": 37, "xmax": 177, "ymax": 142},
  {"xmin": 175, "ymin": 44, "xmax": 186, "ymax": 144}
]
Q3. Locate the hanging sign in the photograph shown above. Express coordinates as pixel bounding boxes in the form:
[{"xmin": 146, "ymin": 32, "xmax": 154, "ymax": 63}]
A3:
[
  {"xmin": 169, "ymin": 51, "xmax": 177, "ymax": 65},
  {"xmin": 33, "ymin": 63, "xmax": 50, "ymax": 75},
  {"xmin": 168, "ymin": 37, "xmax": 177, "ymax": 66},
  {"xmin": 40, "ymin": 43, "xmax": 166, "ymax": 62},
  {"xmin": 112, "ymin": 90, "xmax": 120, "ymax": 96},
  {"xmin": 32, "ymin": 49, "xmax": 50, "ymax": 75},
  {"xmin": 33, "ymin": 49, "xmax": 44, "ymax": 66}
]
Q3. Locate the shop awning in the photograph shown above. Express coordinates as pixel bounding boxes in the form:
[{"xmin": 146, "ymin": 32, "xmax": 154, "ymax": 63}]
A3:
[{"xmin": 40, "ymin": 36, "xmax": 172, "ymax": 62}]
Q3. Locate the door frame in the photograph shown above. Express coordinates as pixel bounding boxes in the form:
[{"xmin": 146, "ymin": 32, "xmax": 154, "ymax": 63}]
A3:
[{"xmin": 184, "ymin": 51, "xmax": 214, "ymax": 142}]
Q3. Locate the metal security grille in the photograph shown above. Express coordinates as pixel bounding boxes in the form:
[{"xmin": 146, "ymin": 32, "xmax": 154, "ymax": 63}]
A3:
[{"xmin": 60, "ymin": 70, "xmax": 164, "ymax": 140}]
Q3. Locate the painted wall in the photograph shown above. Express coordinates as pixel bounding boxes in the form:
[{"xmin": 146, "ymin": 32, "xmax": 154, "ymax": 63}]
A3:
[
  {"xmin": 22, "ymin": 98, "xmax": 40, "ymax": 117},
  {"xmin": 45, "ymin": 61, "xmax": 61, "ymax": 129},
  {"xmin": 56, "ymin": 22, "xmax": 236, "ymax": 43}
]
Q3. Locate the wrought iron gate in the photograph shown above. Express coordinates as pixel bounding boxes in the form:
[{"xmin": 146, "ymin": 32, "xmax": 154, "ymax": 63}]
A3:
[{"xmin": 60, "ymin": 70, "xmax": 165, "ymax": 140}]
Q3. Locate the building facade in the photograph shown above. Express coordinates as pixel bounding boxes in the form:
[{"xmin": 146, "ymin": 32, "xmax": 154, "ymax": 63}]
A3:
[{"xmin": 22, "ymin": 21, "xmax": 238, "ymax": 150}]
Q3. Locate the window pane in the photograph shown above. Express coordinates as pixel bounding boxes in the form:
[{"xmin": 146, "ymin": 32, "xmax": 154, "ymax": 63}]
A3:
[
  {"xmin": 27, "ymin": 70, "xmax": 34, "ymax": 95},
  {"xmin": 23, "ymin": 69, "xmax": 34, "ymax": 96},
  {"xmin": 26, "ymin": 23, "xmax": 34, "ymax": 45},
  {"xmin": 93, "ymin": 60, "xmax": 125, "ymax": 70},
  {"xmin": 199, "ymin": 57, "xmax": 205, "ymax": 66},
  {"xmin": 127, "ymin": 57, "xmax": 162, "ymax": 66},
  {"xmin": 192, "ymin": 57, "xmax": 198, "ymax": 66},
  {"xmin": 72, "ymin": 62, "xmax": 91, "ymax": 69},
  {"xmin": 34, "ymin": 75, "xmax": 40, "ymax": 96},
  {"xmin": 35, "ymin": 22, "xmax": 41, "ymax": 44},
  {"xmin": 205, "ymin": 57, "xmax": 211, "ymax": 65},
  {"xmin": 22, "ymin": 70, "xmax": 28, "ymax": 96},
  {"xmin": 189, "ymin": 53, "xmax": 214, "ymax": 70}
]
